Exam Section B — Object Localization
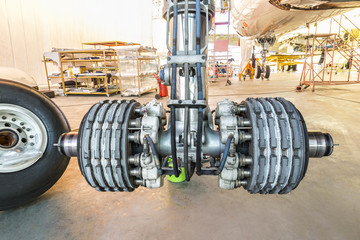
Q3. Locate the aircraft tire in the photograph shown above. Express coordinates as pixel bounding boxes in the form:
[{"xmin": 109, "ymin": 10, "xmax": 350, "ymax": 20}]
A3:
[
  {"xmin": 255, "ymin": 65, "xmax": 262, "ymax": 79},
  {"xmin": 264, "ymin": 65, "xmax": 271, "ymax": 79},
  {"xmin": 0, "ymin": 80, "xmax": 70, "ymax": 210}
]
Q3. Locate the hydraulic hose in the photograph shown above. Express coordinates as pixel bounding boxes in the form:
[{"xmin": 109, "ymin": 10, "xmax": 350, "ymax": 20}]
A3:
[
  {"xmin": 170, "ymin": 0, "xmax": 180, "ymax": 177},
  {"xmin": 195, "ymin": 0, "xmax": 204, "ymax": 175},
  {"xmin": 218, "ymin": 135, "xmax": 234, "ymax": 172},
  {"xmin": 145, "ymin": 135, "xmax": 162, "ymax": 174},
  {"xmin": 170, "ymin": 109, "xmax": 179, "ymax": 177},
  {"xmin": 183, "ymin": 0, "xmax": 191, "ymax": 181},
  {"xmin": 195, "ymin": 0, "xmax": 203, "ymax": 100},
  {"xmin": 196, "ymin": 110, "xmax": 203, "ymax": 176}
]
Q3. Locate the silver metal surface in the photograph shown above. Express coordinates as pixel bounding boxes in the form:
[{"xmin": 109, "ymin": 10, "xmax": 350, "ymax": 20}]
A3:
[
  {"xmin": 308, "ymin": 132, "xmax": 334, "ymax": 158},
  {"xmin": 219, "ymin": 153, "xmax": 240, "ymax": 190},
  {"xmin": 167, "ymin": 55, "xmax": 206, "ymax": 65},
  {"xmin": 0, "ymin": 103, "xmax": 48, "ymax": 173},
  {"xmin": 57, "ymin": 132, "xmax": 78, "ymax": 157},
  {"xmin": 140, "ymin": 153, "xmax": 163, "ymax": 189}
]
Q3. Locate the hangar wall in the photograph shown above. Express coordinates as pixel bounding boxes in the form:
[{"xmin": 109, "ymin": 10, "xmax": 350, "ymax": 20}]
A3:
[{"xmin": 0, "ymin": 0, "xmax": 153, "ymax": 87}]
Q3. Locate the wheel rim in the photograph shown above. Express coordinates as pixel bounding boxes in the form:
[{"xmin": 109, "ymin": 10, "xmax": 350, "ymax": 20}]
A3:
[{"xmin": 0, "ymin": 104, "xmax": 48, "ymax": 173}]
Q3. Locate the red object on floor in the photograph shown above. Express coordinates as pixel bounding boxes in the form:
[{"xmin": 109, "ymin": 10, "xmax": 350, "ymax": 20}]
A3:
[{"xmin": 153, "ymin": 73, "xmax": 168, "ymax": 97}]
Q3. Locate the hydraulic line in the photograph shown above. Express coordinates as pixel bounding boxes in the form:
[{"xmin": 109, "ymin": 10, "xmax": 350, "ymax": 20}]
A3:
[
  {"xmin": 195, "ymin": 0, "xmax": 204, "ymax": 175},
  {"xmin": 170, "ymin": 0, "xmax": 180, "ymax": 177},
  {"xmin": 183, "ymin": 0, "xmax": 191, "ymax": 181},
  {"xmin": 218, "ymin": 135, "xmax": 234, "ymax": 172},
  {"xmin": 145, "ymin": 135, "xmax": 162, "ymax": 174}
]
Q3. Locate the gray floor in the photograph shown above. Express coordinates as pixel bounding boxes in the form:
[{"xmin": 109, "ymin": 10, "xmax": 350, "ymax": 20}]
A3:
[{"xmin": 1, "ymin": 71, "xmax": 360, "ymax": 240}]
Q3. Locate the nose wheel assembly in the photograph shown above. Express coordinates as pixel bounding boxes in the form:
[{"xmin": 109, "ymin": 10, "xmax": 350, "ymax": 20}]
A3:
[
  {"xmin": 0, "ymin": 0, "xmax": 335, "ymax": 210},
  {"xmin": 58, "ymin": 97, "xmax": 333, "ymax": 194}
]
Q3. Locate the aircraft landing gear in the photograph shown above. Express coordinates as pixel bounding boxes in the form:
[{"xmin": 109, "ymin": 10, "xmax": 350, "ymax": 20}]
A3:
[
  {"xmin": 255, "ymin": 65, "xmax": 270, "ymax": 80},
  {"xmin": 256, "ymin": 36, "xmax": 275, "ymax": 80},
  {"xmin": 0, "ymin": 80, "xmax": 70, "ymax": 210}
]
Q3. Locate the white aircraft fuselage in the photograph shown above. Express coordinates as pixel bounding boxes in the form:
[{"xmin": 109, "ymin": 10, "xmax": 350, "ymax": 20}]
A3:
[{"xmin": 231, "ymin": 0, "xmax": 345, "ymax": 38}]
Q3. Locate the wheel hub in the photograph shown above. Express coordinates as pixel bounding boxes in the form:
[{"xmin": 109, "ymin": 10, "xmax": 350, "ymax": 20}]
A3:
[
  {"xmin": 0, "ymin": 104, "xmax": 48, "ymax": 173},
  {"xmin": 0, "ymin": 129, "xmax": 19, "ymax": 149}
]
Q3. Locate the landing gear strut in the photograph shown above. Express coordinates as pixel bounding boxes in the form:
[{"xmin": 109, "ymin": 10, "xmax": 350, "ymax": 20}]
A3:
[{"xmin": 256, "ymin": 36, "xmax": 275, "ymax": 80}]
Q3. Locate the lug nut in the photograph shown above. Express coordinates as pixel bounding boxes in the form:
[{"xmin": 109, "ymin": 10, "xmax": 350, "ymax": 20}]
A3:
[
  {"xmin": 238, "ymin": 168, "xmax": 251, "ymax": 179},
  {"xmin": 129, "ymin": 154, "xmax": 141, "ymax": 166},
  {"xmin": 129, "ymin": 118, "xmax": 142, "ymax": 128},
  {"xmin": 240, "ymin": 132, "xmax": 252, "ymax": 142},
  {"xmin": 238, "ymin": 117, "xmax": 251, "ymax": 127},
  {"xmin": 130, "ymin": 167, "xmax": 142, "ymax": 178},
  {"xmin": 134, "ymin": 107, "xmax": 144, "ymax": 116},
  {"xmin": 237, "ymin": 104, "xmax": 247, "ymax": 114},
  {"xmin": 235, "ymin": 180, "xmax": 247, "ymax": 188},
  {"xmin": 135, "ymin": 179, "xmax": 145, "ymax": 186},
  {"xmin": 128, "ymin": 131, "xmax": 140, "ymax": 143},
  {"xmin": 239, "ymin": 155, "xmax": 253, "ymax": 166}
]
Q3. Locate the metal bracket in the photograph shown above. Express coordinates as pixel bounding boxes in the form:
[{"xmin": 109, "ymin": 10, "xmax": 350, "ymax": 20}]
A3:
[
  {"xmin": 167, "ymin": 55, "xmax": 206, "ymax": 66},
  {"xmin": 167, "ymin": 99, "xmax": 207, "ymax": 108}
]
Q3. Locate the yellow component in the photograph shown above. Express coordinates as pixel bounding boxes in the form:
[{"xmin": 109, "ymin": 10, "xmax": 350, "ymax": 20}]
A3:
[
  {"xmin": 239, "ymin": 58, "xmax": 262, "ymax": 80},
  {"xmin": 167, "ymin": 158, "xmax": 186, "ymax": 183}
]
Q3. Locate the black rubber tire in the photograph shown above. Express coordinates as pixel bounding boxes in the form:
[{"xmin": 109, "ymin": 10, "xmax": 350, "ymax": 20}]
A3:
[
  {"xmin": 77, "ymin": 100, "xmax": 142, "ymax": 192},
  {"xmin": 0, "ymin": 80, "xmax": 70, "ymax": 210},
  {"xmin": 255, "ymin": 65, "xmax": 262, "ymax": 79},
  {"xmin": 264, "ymin": 65, "xmax": 271, "ymax": 79},
  {"xmin": 243, "ymin": 97, "xmax": 307, "ymax": 194},
  {"xmin": 291, "ymin": 64, "xmax": 297, "ymax": 71}
]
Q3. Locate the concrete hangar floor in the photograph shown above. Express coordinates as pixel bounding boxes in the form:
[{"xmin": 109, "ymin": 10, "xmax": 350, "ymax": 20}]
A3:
[{"xmin": 1, "ymin": 70, "xmax": 360, "ymax": 240}]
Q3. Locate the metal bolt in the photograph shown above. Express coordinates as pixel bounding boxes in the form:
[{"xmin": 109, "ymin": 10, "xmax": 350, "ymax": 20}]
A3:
[
  {"xmin": 134, "ymin": 107, "xmax": 144, "ymax": 116},
  {"xmin": 129, "ymin": 118, "xmax": 141, "ymax": 128},
  {"xmin": 238, "ymin": 117, "xmax": 251, "ymax": 127},
  {"xmin": 135, "ymin": 179, "xmax": 145, "ymax": 186},
  {"xmin": 235, "ymin": 180, "xmax": 248, "ymax": 188},
  {"xmin": 237, "ymin": 104, "xmax": 247, "ymax": 114},
  {"xmin": 239, "ymin": 155, "xmax": 253, "ymax": 166},
  {"xmin": 238, "ymin": 168, "xmax": 251, "ymax": 179},
  {"xmin": 129, "ymin": 154, "xmax": 141, "ymax": 166},
  {"xmin": 130, "ymin": 167, "xmax": 142, "ymax": 178},
  {"xmin": 240, "ymin": 132, "xmax": 252, "ymax": 142},
  {"xmin": 128, "ymin": 131, "xmax": 140, "ymax": 143}
]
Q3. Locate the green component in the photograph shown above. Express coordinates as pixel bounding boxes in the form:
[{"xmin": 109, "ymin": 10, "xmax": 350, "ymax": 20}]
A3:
[{"xmin": 167, "ymin": 158, "xmax": 186, "ymax": 183}]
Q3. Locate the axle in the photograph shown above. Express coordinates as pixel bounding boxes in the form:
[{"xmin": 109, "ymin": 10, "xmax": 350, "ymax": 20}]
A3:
[{"xmin": 57, "ymin": 130, "xmax": 334, "ymax": 160}]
